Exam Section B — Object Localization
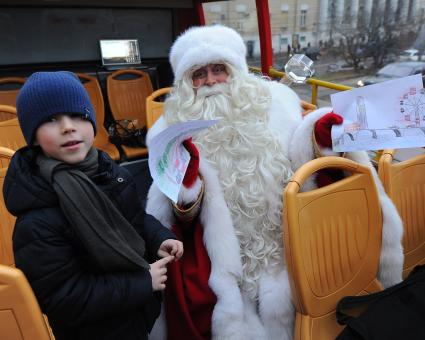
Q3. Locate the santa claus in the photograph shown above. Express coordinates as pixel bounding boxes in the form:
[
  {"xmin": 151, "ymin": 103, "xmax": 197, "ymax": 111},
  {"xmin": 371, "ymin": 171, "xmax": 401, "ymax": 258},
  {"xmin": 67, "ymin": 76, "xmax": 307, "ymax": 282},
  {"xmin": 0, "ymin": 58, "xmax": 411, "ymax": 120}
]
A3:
[{"xmin": 146, "ymin": 25, "xmax": 403, "ymax": 340}]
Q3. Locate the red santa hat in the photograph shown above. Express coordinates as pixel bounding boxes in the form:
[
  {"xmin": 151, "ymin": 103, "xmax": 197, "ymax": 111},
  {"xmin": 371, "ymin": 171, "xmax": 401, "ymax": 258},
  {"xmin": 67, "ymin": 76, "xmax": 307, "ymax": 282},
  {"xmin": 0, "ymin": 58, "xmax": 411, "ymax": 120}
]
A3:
[{"xmin": 169, "ymin": 25, "xmax": 249, "ymax": 83}]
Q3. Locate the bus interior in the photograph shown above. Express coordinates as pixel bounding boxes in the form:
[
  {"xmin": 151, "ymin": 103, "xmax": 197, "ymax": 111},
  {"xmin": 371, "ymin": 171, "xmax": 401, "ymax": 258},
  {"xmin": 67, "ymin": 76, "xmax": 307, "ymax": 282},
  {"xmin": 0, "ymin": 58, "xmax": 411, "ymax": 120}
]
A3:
[{"xmin": 1, "ymin": 1, "xmax": 425, "ymax": 339}]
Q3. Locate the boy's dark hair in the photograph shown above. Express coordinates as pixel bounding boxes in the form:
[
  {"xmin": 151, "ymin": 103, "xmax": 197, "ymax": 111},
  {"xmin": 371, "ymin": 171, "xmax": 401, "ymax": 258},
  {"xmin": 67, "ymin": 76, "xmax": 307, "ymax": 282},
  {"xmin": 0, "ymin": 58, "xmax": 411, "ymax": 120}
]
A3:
[{"xmin": 16, "ymin": 71, "xmax": 97, "ymax": 145}]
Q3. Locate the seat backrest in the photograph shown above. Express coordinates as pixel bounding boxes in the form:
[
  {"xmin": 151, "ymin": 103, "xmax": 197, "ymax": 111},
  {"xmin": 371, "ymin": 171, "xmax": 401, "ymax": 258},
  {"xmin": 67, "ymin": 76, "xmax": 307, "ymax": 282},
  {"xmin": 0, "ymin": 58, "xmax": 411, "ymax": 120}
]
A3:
[
  {"xmin": 0, "ymin": 77, "xmax": 25, "ymax": 107},
  {"xmin": 0, "ymin": 118, "xmax": 26, "ymax": 151},
  {"xmin": 0, "ymin": 166, "xmax": 16, "ymax": 267},
  {"xmin": 146, "ymin": 87, "xmax": 172, "ymax": 129},
  {"xmin": 76, "ymin": 73, "xmax": 120, "ymax": 160},
  {"xmin": 284, "ymin": 156, "xmax": 383, "ymax": 340},
  {"xmin": 0, "ymin": 104, "xmax": 18, "ymax": 122},
  {"xmin": 76, "ymin": 73, "xmax": 105, "ymax": 128},
  {"xmin": 107, "ymin": 69, "xmax": 153, "ymax": 126},
  {"xmin": 378, "ymin": 149, "xmax": 425, "ymax": 278},
  {"xmin": 0, "ymin": 264, "xmax": 53, "ymax": 340},
  {"xmin": 0, "ymin": 146, "xmax": 15, "ymax": 168}
]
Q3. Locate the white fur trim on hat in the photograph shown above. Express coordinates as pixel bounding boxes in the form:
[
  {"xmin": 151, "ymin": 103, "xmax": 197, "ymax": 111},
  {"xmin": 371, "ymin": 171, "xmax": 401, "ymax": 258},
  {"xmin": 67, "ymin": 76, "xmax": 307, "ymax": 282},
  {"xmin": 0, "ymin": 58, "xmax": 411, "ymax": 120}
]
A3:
[{"xmin": 169, "ymin": 25, "xmax": 249, "ymax": 83}]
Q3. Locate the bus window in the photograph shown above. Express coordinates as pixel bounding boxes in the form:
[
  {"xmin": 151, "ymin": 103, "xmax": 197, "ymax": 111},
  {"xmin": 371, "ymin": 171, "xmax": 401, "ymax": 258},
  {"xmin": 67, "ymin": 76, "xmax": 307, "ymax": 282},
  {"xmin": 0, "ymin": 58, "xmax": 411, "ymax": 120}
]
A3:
[{"xmin": 202, "ymin": 0, "xmax": 260, "ymax": 68}]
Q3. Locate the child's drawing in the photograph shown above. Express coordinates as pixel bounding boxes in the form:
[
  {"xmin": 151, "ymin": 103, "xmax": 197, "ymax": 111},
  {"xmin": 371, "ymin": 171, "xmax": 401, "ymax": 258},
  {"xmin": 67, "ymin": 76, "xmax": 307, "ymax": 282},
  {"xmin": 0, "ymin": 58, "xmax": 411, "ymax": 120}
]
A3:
[{"xmin": 331, "ymin": 75, "xmax": 425, "ymax": 152}]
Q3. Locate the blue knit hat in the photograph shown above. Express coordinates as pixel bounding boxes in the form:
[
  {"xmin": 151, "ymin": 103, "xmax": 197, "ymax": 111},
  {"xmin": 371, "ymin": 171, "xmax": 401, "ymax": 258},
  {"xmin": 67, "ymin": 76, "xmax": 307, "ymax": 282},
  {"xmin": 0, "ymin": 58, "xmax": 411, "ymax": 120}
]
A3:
[{"xmin": 16, "ymin": 71, "xmax": 96, "ymax": 145}]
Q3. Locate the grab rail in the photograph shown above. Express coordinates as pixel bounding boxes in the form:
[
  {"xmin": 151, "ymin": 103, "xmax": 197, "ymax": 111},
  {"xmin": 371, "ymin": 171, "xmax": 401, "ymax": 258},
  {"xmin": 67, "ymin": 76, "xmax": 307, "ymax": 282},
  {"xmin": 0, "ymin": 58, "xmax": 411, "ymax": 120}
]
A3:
[{"xmin": 249, "ymin": 66, "xmax": 353, "ymax": 106}]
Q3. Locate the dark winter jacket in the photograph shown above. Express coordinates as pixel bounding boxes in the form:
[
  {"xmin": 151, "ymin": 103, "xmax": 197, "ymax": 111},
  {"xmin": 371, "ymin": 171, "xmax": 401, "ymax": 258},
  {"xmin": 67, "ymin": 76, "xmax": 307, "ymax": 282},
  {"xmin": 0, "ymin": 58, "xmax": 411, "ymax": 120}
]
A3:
[{"xmin": 3, "ymin": 147, "xmax": 175, "ymax": 340}]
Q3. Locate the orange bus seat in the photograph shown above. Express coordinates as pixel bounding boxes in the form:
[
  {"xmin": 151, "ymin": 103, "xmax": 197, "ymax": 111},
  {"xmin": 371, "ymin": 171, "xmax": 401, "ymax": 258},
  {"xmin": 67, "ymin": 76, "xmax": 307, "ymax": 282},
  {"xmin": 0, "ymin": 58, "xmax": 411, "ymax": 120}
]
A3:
[
  {"xmin": 378, "ymin": 149, "xmax": 425, "ymax": 278},
  {"xmin": 0, "ymin": 77, "xmax": 25, "ymax": 107},
  {"xmin": 300, "ymin": 100, "xmax": 317, "ymax": 117},
  {"xmin": 0, "ymin": 118, "xmax": 26, "ymax": 151},
  {"xmin": 0, "ymin": 166, "xmax": 16, "ymax": 267},
  {"xmin": 146, "ymin": 87, "xmax": 171, "ymax": 129},
  {"xmin": 76, "ymin": 73, "xmax": 120, "ymax": 161},
  {"xmin": 0, "ymin": 264, "xmax": 54, "ymax": 340},
  {"xmin": 0, "ymin": 104, "xmax": 18, "ymax": 122},
  {"xmin": 0, "ymin": 146, "xmax": 15, "ymax": 169},
  {"xmin": 284, "ymin": 156, "xmax": 383, "ymax": 340},
  {"xmin": 107, "ymin": 69, "xmax": 152, "ymax": 159}
]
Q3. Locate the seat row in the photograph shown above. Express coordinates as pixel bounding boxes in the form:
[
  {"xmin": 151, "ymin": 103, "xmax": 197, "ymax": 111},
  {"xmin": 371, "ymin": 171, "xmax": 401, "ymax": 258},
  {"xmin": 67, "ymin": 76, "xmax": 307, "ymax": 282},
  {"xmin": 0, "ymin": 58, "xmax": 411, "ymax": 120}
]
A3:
[
  {"xmin": 0, "ymin": 71, "xmax": 171, "ymax": 162},
  {"xmin": 0, "ymin": 70, "xmax": 319, "ymax": 163}
]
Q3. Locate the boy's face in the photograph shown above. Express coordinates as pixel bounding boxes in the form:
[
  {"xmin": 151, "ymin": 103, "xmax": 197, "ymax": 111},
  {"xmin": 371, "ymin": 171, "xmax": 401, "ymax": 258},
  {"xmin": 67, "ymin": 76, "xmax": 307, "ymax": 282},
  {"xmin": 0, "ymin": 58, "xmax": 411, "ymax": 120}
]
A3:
[{"xmin": 35, "ymin": 114, "xmax": 95, "ymax": 164}]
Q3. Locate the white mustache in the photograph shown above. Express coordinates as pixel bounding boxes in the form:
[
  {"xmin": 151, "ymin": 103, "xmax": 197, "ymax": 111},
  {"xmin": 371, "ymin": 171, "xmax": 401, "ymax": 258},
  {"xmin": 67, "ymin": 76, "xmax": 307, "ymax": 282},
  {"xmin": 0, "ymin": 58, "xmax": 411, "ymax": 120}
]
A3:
[{"xmin": 195, "ymin": 83, "xmax": 230, "ymax": 99}]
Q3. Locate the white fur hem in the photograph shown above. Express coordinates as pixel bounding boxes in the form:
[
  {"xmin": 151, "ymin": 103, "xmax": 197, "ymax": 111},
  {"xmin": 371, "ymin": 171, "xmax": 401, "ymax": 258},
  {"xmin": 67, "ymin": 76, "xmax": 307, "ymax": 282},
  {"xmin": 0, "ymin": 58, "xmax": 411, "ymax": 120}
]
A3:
[{"xmin": 346, "ymin": 152, "xmax": 404, "ymax": 287}]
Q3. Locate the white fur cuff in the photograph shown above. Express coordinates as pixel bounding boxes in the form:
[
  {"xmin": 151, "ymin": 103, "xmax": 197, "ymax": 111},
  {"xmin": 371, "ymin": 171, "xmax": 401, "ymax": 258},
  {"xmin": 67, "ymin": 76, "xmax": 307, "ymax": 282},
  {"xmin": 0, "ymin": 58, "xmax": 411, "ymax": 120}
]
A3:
[{"xmin": 177, "ymin": 176, "xmax": 203, "ymax": 205}]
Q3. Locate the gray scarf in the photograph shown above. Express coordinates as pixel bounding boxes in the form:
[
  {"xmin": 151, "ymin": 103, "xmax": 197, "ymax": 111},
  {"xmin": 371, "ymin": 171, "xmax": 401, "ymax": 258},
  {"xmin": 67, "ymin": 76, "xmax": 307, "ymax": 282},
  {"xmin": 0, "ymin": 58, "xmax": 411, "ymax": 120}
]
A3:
[{"xmin": 37, "ymin": 148, "xmax": 149, "ymax": 271}]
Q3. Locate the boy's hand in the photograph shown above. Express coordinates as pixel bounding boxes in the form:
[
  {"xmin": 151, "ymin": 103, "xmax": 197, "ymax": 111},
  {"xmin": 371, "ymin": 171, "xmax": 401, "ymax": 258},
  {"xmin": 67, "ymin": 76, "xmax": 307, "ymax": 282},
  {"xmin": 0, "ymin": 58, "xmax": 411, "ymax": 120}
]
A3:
[
  {"xmin": 158, "ymin": 239, "xmax": 184, "ymax": 260},
  {"xmin": 314, "ymin": 112, "xmax": 344, "ymax": 148},
  {"xmin": 149, "ymin": 256, "xmax": 174, "ymax": 291},
  {"xmin": 182, "ymin": 138, "xmax": 199, "ymax": 188}
]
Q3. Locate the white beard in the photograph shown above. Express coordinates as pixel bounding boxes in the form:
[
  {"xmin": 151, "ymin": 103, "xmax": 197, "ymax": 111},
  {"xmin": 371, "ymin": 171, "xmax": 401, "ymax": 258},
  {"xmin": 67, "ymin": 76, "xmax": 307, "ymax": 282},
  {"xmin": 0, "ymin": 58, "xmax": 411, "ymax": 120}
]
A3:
[{"xmin": 165, "ymin": 76, "xmax": 294, "ymax": 298}]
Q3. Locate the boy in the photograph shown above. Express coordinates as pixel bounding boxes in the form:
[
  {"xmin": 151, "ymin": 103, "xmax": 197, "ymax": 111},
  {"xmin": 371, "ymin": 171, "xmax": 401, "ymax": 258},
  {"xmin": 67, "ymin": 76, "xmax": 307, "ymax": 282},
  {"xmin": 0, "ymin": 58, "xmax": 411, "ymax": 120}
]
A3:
[{"xmin": 2, "ymin": 71, "xmax": 183, "ymax": 340}]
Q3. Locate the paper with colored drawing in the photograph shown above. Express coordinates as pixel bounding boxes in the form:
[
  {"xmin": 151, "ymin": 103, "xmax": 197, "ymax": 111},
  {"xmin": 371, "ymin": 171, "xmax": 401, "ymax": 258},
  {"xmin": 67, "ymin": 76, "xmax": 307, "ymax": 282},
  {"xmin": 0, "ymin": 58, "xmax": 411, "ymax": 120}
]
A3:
[
  {"xmin": 331, "ymin": 74, "xmax": 425, "ymax": 152},
  {"xmin": 148, "ymin": 120, "xmax": 218, "ymax": 203}
]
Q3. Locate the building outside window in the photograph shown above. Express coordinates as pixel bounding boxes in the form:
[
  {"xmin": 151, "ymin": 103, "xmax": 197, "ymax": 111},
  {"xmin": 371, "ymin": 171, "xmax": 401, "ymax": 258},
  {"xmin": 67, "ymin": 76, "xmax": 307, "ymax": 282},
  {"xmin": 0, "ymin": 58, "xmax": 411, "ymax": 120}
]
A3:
[
  {"xmin": 299, "ymin": 4, "xmax": 309, "ymax": 29},
  {"xmin": 300, "ymin": 9, "xmax": 307, "ymax": 27},
  {"xmin": 202, "ymin": 0, "xmax": 425, "ymax": 71}
]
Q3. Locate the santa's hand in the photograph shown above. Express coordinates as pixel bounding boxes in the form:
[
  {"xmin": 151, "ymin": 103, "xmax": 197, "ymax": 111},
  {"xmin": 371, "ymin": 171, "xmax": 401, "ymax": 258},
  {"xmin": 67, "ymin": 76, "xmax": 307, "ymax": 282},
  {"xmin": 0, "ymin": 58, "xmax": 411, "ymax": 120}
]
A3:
[
  {"xmin": 182, "ymin": 138, "xmax": 199, "ymax": 188},
  {"xmin": 158, "ymin": 239, "xmax": 184, "ymax": 260},
  {"xmin": 314, "ymin": 112, "xmax": 343, "ymax": 148}
]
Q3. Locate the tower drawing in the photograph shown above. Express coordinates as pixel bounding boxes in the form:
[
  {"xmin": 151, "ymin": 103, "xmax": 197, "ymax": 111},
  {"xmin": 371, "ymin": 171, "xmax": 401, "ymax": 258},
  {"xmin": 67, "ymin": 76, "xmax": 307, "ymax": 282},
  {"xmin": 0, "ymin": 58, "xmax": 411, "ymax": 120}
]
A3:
[{"xmin": 356, "ymin": 96, "xmax": 368, "ymax": 129}]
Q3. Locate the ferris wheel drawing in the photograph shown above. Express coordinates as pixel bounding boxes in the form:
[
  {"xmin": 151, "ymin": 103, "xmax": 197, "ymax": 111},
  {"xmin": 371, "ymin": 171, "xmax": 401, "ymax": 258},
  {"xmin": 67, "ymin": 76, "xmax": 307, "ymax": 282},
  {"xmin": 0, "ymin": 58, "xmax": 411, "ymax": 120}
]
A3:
[{"xmin": 399, "ymin": 87, "xmax": 425, "ymax": 128}]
